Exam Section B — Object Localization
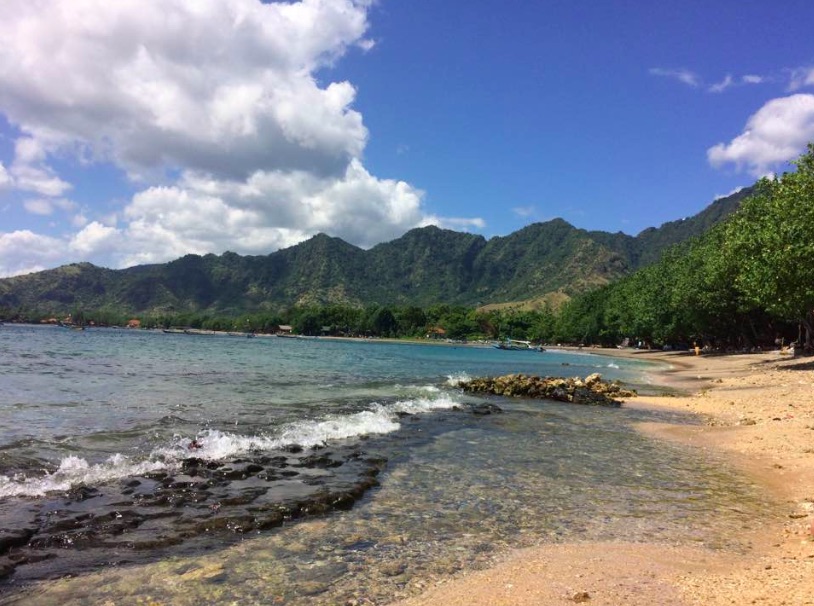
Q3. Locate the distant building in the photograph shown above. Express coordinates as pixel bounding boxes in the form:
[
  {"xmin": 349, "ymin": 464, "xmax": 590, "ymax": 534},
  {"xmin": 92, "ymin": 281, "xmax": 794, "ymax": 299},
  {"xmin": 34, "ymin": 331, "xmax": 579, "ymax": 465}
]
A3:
[
  {"xmin": 277, "ymin": 325, "xmax": 293, "ymax": 334},
  {"xmin": 426, "ymin": 327, "xmax": 446, "ymax": 339},
  {"xmin": 127, "ymin": 318, "xmax": 141, "ymax": 329}
]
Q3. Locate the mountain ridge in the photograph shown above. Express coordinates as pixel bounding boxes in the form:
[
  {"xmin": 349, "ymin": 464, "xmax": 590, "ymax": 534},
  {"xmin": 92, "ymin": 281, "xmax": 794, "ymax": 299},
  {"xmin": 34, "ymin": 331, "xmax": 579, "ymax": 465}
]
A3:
[{"xmin": 0, "ymin": 187, "xmax": 750, "ymax": 315}]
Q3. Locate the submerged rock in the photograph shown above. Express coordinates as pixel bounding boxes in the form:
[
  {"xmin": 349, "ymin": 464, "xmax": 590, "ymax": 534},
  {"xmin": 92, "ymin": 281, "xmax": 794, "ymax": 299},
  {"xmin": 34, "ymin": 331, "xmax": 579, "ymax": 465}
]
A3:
[
  {"xmin": 457, "ymin": 373, "xmax": 636, "ymax": 406},
  {"xmin": 0, "ymin": 444, "xmax": 389, "ymax": 584}
]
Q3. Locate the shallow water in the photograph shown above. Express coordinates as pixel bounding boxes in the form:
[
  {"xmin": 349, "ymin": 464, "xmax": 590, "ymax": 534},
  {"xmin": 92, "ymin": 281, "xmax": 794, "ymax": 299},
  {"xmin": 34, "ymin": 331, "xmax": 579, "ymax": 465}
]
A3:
[{"xmin": 0, "ymin": 325, "xmax": 777, "ymax": 604}]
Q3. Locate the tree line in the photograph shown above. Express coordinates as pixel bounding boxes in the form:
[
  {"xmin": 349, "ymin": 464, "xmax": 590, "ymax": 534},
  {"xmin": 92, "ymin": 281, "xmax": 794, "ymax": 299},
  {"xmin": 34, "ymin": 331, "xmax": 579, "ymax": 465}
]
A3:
[
  {"xmin": 555, "ymin": 144, "xmax": 814, "ymax": 352},
  {"xmin": 3, "ymin": 146, "xmax": 812, "ymax": 351}
]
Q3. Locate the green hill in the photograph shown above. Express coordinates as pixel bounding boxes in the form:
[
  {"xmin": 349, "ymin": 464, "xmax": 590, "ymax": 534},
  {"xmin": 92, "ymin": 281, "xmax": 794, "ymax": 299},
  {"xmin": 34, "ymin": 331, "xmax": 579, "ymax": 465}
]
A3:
[{"xmin": 0, "ymin": 188, "xmax": 748, "ymax": 315}]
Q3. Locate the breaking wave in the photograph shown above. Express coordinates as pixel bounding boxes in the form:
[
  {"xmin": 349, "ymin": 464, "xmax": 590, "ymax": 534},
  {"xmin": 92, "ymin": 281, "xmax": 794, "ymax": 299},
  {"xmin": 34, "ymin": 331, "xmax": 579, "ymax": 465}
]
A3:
[{"xmin": 0, "ymin": 394, "xmax": 461, "ymax": 498}]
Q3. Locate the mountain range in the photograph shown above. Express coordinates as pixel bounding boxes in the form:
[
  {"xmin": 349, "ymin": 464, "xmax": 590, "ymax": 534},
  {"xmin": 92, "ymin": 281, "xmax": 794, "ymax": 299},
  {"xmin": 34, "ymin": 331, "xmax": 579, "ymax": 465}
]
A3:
[{"xmin": 0, "ymin": 187, "xmax": 752, "ymax": 315}]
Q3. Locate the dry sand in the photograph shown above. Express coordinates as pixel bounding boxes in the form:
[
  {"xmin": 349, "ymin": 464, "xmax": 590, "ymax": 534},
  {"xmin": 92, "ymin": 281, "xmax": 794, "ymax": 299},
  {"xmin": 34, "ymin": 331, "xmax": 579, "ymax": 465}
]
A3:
[{"xmin": 392, "ymin": 350, "xmax": 814, "ymax": 606}]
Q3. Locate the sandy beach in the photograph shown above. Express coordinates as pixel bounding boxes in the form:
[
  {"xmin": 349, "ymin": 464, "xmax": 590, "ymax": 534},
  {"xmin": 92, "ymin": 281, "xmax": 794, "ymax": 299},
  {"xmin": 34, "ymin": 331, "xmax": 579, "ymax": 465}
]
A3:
[
  {"xmin": 393, "ymin": 349, "xmax": 814, "ymax": 606},
  {"xmin": 4, "ymin": 345, "xmax": 813, "ymax": 605}
]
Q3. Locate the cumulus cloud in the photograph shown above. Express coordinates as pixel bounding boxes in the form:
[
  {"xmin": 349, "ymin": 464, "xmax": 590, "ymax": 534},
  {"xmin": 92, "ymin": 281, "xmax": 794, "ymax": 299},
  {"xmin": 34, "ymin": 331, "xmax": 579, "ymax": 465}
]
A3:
[
  {"xmin": 649, "ymin": 67, "xmax": 700, "ymax": 88},
  {"xmin": 107, "ymin": 158, "xmax": 428, "ymax": 266},
  {"xmin": 707, "ymin": 94, "xmax": 814, "ymax": 175},
  {"xmin": 0, "ymin": 231, "xmax": 67, "ymax": 278},
  {"xmin": 0, "ymin": 0, "xmax": 370, "ymax": 181},
  {"xmin": 0, "ymin": 0, "xmax": 482, "ymax": 274},
  {"xmin": 69, "ymin": 222, "xmax": 123, "ymax": 257}
]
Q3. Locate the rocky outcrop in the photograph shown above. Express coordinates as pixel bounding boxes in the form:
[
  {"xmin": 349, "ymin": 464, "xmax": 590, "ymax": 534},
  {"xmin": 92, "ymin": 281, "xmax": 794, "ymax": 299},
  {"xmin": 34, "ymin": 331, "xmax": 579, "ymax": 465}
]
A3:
[{"xmin": 457, "ymin": 373, "xmax": 636, "ymax": 406}]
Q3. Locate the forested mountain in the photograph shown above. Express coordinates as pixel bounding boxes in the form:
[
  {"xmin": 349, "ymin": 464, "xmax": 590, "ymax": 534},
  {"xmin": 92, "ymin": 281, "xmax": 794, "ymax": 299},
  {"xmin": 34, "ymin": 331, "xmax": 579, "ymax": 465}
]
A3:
[{"xmin": 0, "ymin": 188, "xmax": 748, "ymax": 315}]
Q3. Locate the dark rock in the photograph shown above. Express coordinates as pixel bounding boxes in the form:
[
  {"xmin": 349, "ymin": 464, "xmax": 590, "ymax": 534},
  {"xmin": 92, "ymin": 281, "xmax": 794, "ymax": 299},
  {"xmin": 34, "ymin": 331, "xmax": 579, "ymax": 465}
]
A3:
[
  {"xmin": 66, "ymin": 485, "xmax": 99, "ymax": 501},
  {"xmin": 0, "ymin": 558, "xmax": 16, "ymax": 580},
  {"xmin": 470, "ymin": 403, "xmax": 503, "ymax": 415},
  {"xmin": 0, "ymin": 529, "xmax": 34, "ymax": 555}
]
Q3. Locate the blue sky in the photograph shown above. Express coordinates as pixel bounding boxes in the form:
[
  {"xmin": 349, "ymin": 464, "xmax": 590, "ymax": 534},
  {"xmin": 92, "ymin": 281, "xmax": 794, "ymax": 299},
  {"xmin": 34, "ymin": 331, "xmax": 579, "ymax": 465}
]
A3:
[{"xmin": 1, "ymin": 0, "xmax": 814, "ymax": 277}]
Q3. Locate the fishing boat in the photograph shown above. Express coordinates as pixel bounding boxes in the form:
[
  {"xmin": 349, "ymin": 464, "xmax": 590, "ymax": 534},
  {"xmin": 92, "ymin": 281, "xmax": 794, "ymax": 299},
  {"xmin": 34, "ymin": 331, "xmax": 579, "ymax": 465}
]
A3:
[{"xmin": 493, "ymin": 339, "xmax": 532, "ymax": 351}]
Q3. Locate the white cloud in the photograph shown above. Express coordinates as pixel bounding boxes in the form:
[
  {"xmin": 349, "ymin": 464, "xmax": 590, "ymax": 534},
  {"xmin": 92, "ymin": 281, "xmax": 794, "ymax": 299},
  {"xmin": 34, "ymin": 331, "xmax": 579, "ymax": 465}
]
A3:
[
  {"xmin": 71, "ymin": 214, "xmax": 90, "ymax": 228},
  {"xmin": 22, "ymin": 197, "xmax": 77, "ymax": 216},
  {"xmin": 0, "ymin": 0, "xmax": 371, "ymax": 182},
  {"xmin": 710, "ymin": 74, "xmax": 765, "ymax": 92},
  {"xmin": 0, "ymin": 231, "xmax": 67, "ymax": 277},
  {"xmin": 788, "ymin": 66, "xmax": 814, "ymax": 91},
  {"xmin": 707, "ymin": 94, "xmax": 814, "ymax": 175},
  {"xmin": 714, "ymin": 186, "xmax": 745, "ymax": 201},
  {"xmin": 0, "ymin": 162, "xmax": 12, "ymax": 189},
  {"xmin": 357, "ymin": 38, "xmax": 376, "ymax": 52},
  {"xmin": 7, "ymin": 136, "xmax": 73, "ymax": 197},
  {"xmin": 709, "ymin": 74, "xmax": 734, "ymax": 93},
  {"xmin": 111, "ymin": 159, "xmax": 428, "ymax": 265},
  {"xmin": 512, "ymin": 205, "xmax": 536, "ymax": 218},
  {"xmin": 421, "ymin": 216, "xmax": 486, "ymax": 232},
  {"xmin": 649, "ymin": 67, "xmax": 700, "ymax": 88},
  {"xmin": 653, "ymin": 68, "xmax": 767, "ymax": 94},
  {"xmin": 23, "ymin": 199, "xmax": 54, "ymax": 216},
  {"xmin": 69, "ymin": 222, "xmax": 123, "ymax": 256},
  {"xmin": 0, "ymin": 0, "xmax": 483, "ymax": 274},
  {"xmin": 10, "ymin": 164, "xmax": 72, "ymax": 197}
]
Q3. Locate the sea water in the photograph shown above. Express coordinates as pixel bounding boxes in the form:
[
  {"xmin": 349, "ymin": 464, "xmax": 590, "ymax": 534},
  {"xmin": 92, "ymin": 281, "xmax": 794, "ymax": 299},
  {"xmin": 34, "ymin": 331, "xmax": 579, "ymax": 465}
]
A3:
[{"xmin": 0, "ymin": 325, "xmax": 776, "ymax": 604}]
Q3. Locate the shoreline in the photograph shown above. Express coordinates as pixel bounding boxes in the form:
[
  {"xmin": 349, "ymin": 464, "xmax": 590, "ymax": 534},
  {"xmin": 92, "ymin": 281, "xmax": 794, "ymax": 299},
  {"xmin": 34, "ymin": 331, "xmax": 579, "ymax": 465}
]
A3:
[
  {"xmin": 3, "ymin": 344, "xmax": 811, "ymax": 604},
  {"xmin": 393, "ymin": 350, "xmax": 814, "ymax": 605}
]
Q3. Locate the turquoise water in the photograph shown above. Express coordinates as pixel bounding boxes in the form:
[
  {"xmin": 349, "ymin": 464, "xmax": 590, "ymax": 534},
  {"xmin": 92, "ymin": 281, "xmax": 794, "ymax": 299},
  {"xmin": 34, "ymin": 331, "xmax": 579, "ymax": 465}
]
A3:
[
  {"xmin": 0, "ymin": 325, "xmax": 776, "ymax": 603},
  {"xmin": 0, "ymin": 324, "xmax": 656, "ymax": 495}
]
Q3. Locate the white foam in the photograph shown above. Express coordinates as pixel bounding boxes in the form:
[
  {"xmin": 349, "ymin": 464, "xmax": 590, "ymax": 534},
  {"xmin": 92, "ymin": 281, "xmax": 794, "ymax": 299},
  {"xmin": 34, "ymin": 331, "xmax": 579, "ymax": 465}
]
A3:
[
  {"xmin": 446, "ymin": 372, "xmax": 471, "ymax": 386},
  {"xmin": 0, "ymin": 393, "xmax": 463, "ymax": 498},
  {"xmin": 0, "ymin": 454, "xmax": 168, "ymax": 498}
]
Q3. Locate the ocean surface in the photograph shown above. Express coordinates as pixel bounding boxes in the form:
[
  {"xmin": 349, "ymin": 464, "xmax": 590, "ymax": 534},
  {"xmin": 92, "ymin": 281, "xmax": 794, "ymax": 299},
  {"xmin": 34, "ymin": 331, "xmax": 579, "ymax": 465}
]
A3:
[{"xmin": 0, "ymin": 325, "xmax": 777, "ymax": 604}]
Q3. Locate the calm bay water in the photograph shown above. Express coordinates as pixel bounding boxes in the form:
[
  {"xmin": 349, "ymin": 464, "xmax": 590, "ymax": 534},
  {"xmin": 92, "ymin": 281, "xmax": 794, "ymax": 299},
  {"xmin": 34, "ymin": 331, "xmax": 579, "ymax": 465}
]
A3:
[{"xmin": 0, "ymin": 325, "xmax": 776, "ymax": 604}]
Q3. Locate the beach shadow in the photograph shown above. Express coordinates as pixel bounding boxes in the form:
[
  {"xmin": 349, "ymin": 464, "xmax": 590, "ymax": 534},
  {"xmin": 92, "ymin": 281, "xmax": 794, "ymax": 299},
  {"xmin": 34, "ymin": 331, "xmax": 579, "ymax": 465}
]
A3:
[{"xmin": 781, "ymin": 358, "xmax": 814, "ymax": 371}]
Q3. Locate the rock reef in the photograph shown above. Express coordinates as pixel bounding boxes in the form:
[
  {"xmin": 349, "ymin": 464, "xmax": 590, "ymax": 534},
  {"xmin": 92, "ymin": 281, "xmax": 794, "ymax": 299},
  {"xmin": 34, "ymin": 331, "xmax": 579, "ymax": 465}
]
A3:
[{"xmin": 457, "ymin": 373, "xmax": 636, "ymax": 406}]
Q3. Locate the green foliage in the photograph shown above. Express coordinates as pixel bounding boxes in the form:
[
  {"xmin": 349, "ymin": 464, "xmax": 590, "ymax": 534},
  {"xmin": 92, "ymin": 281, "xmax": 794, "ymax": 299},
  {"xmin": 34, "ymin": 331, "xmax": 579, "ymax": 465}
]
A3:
[
  {"xmin": 10, "ymin": 159, "xmax": 809, "ymax": 350},
  {"xmin": 0, "ymin": 188, "xmax": 747, "ymax": 318},
  {"xmin": 725, "ymin": 148, "xmax": 814, "ymax": 331},
  {"xmin": 557, "ymin": 145, "xmax": 814, "ymax": 350}
]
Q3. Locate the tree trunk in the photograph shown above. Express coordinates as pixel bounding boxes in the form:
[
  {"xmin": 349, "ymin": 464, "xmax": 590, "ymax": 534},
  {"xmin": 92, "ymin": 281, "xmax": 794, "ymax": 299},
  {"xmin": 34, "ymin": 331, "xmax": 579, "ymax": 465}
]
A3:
[{"xmin": 803, "ymin": 311, "xmax": 814, "ymax": 354}]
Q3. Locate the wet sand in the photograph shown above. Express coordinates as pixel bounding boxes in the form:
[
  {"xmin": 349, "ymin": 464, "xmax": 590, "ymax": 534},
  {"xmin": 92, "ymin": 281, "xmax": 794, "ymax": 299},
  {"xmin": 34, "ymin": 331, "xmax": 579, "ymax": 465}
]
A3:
[{"xmin": 394, "ymin": 349, "xmax": 814, "ymax": 606}]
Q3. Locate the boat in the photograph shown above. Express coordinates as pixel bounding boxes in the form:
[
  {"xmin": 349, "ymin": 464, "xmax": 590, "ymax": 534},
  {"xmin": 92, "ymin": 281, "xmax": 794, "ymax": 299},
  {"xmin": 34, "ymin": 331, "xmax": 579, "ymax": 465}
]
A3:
[{"xmin": 493, "ymin": 339, "xmax": 533, "ymax": 351}]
